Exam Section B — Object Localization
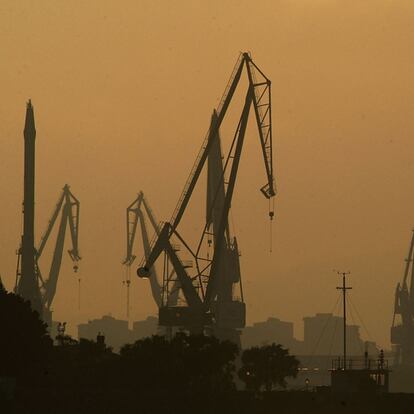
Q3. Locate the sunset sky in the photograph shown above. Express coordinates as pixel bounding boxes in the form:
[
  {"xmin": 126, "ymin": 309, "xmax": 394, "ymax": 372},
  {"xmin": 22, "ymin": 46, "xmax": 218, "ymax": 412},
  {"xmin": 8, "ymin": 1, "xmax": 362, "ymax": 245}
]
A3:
[{"xmin": 1, "ymin": 1, "xmax": 414, "ymax": 348}]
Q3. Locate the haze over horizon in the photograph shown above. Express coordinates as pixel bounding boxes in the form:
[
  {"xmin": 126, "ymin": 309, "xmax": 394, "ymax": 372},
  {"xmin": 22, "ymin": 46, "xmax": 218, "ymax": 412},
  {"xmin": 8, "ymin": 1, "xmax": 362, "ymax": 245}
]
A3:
[{"xmin": 2, "ymin": 0, "xmax": 414, "ymax": 348}]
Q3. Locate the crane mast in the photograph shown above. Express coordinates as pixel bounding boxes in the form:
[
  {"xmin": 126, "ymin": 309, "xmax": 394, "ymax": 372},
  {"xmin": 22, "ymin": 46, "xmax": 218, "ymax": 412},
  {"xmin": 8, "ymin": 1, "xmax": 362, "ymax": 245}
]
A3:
[
  {"xmin": 15, "ymin": 184, "xmax": 81, "ymax": 326},
  {"xmin": 392, "ymin": 230, "xmax": 414, "ymax": 366},
  {"xmin": 206, "ymin": 109, "xmax": 244, "ymax": 341},
  {"xmin": 137, "ymin": 52, "xmax": 276, "ymax": 339},
  {"xmin": 16, "ymin": 100, "xmax": 42, "ymax": 315}
]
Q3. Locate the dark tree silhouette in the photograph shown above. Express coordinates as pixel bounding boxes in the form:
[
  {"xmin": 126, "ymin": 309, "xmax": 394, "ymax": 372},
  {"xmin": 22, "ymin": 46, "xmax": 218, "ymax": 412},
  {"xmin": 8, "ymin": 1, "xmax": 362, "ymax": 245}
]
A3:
[
  {"xmin": 238, "ymin": 343, "xmax": 299, "ymax": 392},
  {"xmin": 0, "ymin": 282, "xmax": 52, "ymax": 381},
  {"xmin": 120, "ymin": 333, "xmax": 239, "ymax": 395},
  {"xmin": 46, "ymin": 334, "xmax": 116, "ymax": 392}
]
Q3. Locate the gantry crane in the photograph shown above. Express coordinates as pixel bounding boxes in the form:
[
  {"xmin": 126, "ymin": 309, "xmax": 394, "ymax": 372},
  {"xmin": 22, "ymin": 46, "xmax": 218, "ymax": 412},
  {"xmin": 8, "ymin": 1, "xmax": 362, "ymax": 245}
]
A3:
[
  {"xmin": 137, "ymin": 52, "xmax": 276, "ymax": 338},
  {"xmin": 391, "ymin": 230, "xmax": 414, "ymax": 366},
  {"xmin": 15, "ymin": 184, "xmax": 81, "ymax": 326}
]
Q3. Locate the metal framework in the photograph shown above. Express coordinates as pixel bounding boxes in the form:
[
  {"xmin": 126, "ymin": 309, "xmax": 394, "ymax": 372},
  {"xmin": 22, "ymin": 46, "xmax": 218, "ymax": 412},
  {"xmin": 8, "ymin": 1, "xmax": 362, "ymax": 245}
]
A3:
[
  {"xmin": 392, "ymin": 230, "xmax": 414, "ymax": 365},
  {"xmin": 123, "ymin": 191, "xmax": 170, "ymax": 312},
  {"xmin": 137, "ymin": 52, "xmax": 276, "ymax": 336},
  {"xmin": 15, "ymin": 184, "xmax": 81, "ymax": 326}
]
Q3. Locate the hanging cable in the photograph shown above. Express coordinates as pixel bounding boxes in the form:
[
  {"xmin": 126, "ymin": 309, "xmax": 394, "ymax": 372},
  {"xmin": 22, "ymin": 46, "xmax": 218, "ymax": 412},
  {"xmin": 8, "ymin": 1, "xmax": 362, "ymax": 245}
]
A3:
[
  {"xmin": 304, "ymin": 295, "xmax": 342, "ymax": 377},
  {"xmin": 122, "ymin": 265, "xmax": 131, "ymax": 319},
  {"xmin": 309, "ymin": 293, "xmax": 342, "ymax": 357},
  {"xmin": 78, "ymin": 276, "xmax": 81, "ymax": 311},
  {"xmin": 328, "ymin": 313, "xmax": 340, "ymax": 357},
  {"xmin": 347, "ymin": 294, "xmax": 373, "ymax": 342},
  {"xmin": 268, "ymin": 197, "xmax": 274, "ymax": 253},
  {"xmin": 346, "ymin": 295, "xmax": 365, "ymax": 355}
]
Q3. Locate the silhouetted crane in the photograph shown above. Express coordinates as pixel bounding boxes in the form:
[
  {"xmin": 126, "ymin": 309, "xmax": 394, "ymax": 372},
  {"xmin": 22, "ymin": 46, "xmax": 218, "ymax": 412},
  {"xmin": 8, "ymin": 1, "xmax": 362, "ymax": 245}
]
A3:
[
  {"xmin": 392, "ymin": 230, "xmax": 414, "ymax": 366},
  {"xmin": 123, "ymin": 191, "xmax": 162, "ymax": 312},
  {"xmin": 15, "ymin": 184, "xmax": 81, "ymax": 326},
  {"xmin": 123, "ymin": 192, "xmax": 179, "ymax": 318},
  {"xmin": 137, "ymin": 52, "xmax": 276, "ymax": 339},
  {"xmin": 15, "ymin": 100, "xmax": 43, "ymax": 315}
]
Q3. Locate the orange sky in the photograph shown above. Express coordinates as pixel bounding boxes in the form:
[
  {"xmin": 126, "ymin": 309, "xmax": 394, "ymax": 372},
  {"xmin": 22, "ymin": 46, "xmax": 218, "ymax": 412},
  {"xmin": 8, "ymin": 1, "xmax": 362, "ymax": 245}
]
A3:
[{"xmin": 1, "ymin": 0, "xmax": 414, "ymax": 347}]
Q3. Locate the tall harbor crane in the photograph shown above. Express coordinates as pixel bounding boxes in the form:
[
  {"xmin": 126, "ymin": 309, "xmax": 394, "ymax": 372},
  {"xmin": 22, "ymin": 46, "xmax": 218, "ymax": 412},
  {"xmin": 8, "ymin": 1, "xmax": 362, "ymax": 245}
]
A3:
[
  {"xmin": 123, "ymin": 192, "xmax": 163, "ymax": 316},
  {"xmin": 391, "ymin": 230, "xmax": 414, "ymax": 366},
  {"xmin": 123, "ymin": 191, "xmax": 179, "ymax": 317},
  {"xmin": 137, "ymin": 52, "xmax": 276, "ymax": 339},
  {"xmin": 16, "ymin": 184, "xmax": 81, "ymax": 326}
]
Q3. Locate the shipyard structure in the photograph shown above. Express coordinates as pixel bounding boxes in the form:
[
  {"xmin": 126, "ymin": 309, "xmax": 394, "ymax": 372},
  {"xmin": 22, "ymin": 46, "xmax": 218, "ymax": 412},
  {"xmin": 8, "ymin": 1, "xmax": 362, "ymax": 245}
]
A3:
[
  {"xmin": 14, "ymin": 101, "xmax": 81, "ymax": 327},
  {"xmin": 15, "ymin": 101, "xmax": 42, "ymax": 316}
]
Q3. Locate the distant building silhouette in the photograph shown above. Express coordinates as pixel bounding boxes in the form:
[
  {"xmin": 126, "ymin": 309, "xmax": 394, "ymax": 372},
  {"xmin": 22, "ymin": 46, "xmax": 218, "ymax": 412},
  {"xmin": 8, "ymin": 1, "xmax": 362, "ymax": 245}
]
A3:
[
  {"xmin": 303, "ymin": 313, "xmax": 375, "ymax": 356},
  {"xmin": 241, "ymin": 313, "xmax": 377, "ymax": 359},
  {"xmin": 285, "ymin": 313, "xmax": 379, "ymax": 389},
  {"xmin": 78, "ymin": 315, "xmax": 132, "ymax": 351},
  {"xmin": 242, "ymin": 317, "xmax": 302, "ymax": 352},
  {"xmin": 78, "ymin": 315, "xmax": 160, "ymax": 351},
  {"xmin": 131, "ymin": 316, "xmax": 158, "ymax": 340},
  {"xmin": 77, "ymin": 312, "xmax": 378, "ymax": 360}
]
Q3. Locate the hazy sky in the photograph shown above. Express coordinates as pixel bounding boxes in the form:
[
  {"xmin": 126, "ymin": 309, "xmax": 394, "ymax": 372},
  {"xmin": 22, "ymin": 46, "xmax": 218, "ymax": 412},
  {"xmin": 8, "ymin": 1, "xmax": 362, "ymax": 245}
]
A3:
[{"xmin": 1, "ymin": 0, "xmax": 414, "ymax": 347}]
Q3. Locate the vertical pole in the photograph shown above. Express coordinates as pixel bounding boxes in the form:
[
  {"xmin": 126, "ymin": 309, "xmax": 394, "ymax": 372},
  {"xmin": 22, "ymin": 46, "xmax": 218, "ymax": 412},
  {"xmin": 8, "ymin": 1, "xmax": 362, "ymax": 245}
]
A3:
[
  {"xmin": 124, "ymin": 267, "xmax": 131, "ymax": 321},
  {"xmin": 126, "ymin": 280, "xmax": 130, "ymax": 320},
  {"xmin": 337, "ymin": 271, "xmax": 351, "ymax": 370},
  {"xmin": 78, "ymin": 277, "xmax": 81, "ymax": 311},
  {"xmin": 342, "ymin": 274, "xmax": 347, "ymax": 370}
]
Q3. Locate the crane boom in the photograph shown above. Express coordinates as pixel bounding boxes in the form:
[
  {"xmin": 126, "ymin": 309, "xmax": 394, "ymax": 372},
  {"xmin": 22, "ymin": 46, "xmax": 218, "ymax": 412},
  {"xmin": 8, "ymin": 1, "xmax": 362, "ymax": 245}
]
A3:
[
  {"xmin": 142, "ymin": 196, "xmax": 159, "ymax": 233},
  {"xmin": 123, "ymin": 196, "xmax": 142, "ymax": 267},
  {"xmin": 245, "ymin": 56, "xmax": 275, "ymax": 198},
  {"xmin": 37, "ymin": 191, "xmax": 66, "ymax": 257},
  {"xmin": 40, "ymin": 185, "xmax": 80, "ymax": 310},
  {"xmin": 39, "ymin": 185, "xmax": 80, "ymax": 312},
  {"xmin": 170, "ymin": 54, "xmax": 246, "ymax": 230}
]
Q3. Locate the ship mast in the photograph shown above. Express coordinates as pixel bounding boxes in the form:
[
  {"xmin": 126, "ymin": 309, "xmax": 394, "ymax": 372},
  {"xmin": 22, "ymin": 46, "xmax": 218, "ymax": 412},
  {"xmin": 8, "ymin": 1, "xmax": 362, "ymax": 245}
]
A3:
[{"xmin": 337, "ymin": 271, "xmax": 352, "ymax": 370}]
